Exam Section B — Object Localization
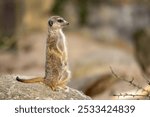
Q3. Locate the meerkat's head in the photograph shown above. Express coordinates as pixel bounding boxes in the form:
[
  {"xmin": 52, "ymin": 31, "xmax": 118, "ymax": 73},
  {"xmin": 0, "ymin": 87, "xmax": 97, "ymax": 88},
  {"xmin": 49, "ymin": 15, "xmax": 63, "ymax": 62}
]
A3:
[{"xmin": 48, "ymin": 16, "xmax": 69, "ymax": 30}]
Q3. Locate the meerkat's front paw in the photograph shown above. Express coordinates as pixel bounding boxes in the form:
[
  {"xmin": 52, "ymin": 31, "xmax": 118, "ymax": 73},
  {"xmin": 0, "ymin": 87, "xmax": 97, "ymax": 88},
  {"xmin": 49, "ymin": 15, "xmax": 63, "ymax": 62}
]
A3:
[{"xmin": 63, "ymin": 86, "xmax": 69, "ymax": 92}]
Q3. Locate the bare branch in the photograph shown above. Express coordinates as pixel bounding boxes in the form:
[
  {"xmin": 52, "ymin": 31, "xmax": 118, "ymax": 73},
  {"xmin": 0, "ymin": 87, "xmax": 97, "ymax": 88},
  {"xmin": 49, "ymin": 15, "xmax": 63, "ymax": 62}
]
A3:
[
  {"xmin": 113, "ymin": 93, "xmax": 149, "ymax": 98},
  {"xmin": 110, "ymin": 66, "xmax": 150, "ymax": 99},
  {"xmin": 143, "ymin": 74, "xmax": 150, "ymax": 85}
]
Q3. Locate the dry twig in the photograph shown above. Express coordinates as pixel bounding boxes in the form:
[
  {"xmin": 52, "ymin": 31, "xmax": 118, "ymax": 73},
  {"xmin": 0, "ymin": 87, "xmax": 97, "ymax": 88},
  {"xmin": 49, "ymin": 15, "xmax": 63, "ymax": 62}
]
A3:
[{"xmin": 110, "ymin": 66, "xmax": 150, "ymax": 99}]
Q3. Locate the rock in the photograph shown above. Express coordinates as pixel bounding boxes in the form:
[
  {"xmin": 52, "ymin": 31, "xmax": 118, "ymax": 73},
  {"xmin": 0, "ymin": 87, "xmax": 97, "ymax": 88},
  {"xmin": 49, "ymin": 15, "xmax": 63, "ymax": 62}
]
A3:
[
  {"xmin": 0, "ymin": 75, "xmax": 91, "ymax": 100},
  {"xmin": 69, "ymin": 73, "xmax": 117, "ymax": 97}
]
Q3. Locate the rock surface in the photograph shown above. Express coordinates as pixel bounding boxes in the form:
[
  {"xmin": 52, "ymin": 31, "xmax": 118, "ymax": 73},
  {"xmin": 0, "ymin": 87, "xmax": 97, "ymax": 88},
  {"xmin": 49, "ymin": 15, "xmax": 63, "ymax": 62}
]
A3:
[{"xmin": 0, "ymin": 75, "xmax": 91, "ymax": 100}]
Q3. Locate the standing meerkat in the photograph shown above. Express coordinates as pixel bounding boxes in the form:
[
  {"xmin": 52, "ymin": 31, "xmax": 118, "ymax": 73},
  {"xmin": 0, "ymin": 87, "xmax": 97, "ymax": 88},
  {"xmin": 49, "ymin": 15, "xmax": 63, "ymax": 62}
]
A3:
[{"xmin": 16, "ymin": 16, "xmax": 71, "ymax": 91}]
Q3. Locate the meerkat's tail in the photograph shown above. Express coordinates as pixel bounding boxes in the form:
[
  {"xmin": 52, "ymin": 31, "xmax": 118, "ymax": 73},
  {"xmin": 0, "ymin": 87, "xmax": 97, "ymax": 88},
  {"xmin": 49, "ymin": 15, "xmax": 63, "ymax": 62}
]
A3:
[{"xmin": 16, "ymin": 76, "xmax": 44, "ymax": 83}]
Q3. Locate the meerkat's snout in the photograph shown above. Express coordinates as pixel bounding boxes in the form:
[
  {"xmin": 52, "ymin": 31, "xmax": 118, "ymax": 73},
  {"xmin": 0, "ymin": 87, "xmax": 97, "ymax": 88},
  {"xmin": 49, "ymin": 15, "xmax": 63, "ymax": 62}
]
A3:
[
  {"xmin": 63, "ymin": 21, "xmax": 69, "ymax": 26},
  {"xmin": 66, "ymin": 22, "xmax": 69, "ymax": 25}
]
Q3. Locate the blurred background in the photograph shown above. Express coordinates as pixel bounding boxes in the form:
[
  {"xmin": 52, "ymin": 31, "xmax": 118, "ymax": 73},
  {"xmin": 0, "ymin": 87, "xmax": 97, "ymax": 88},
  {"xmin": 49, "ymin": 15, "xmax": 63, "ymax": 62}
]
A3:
[{"xmin": 0, "ymin": 0, "xmax": 150, "ymax": 99}]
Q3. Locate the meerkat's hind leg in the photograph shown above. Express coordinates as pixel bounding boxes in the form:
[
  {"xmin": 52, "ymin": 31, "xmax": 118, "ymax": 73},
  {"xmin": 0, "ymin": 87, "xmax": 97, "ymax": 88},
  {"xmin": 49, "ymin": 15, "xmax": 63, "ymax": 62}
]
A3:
[
  {"xmin": 55, "ymin": 73, "xmax": 70, "ymax": 91},
  {"xmin": 56, "ymin": 81, "xmax": 70, "ymax": 92},
  {"xmin": 43, "ymin": 79, "xmax": 60, "ymax": 91},
  {"xmin": 60, "ymin": 69, "xmax": 71, "ymax": 83},
  {"xmin": 47, "ymin": 79, "xmax": 69, "ymax": 91}
]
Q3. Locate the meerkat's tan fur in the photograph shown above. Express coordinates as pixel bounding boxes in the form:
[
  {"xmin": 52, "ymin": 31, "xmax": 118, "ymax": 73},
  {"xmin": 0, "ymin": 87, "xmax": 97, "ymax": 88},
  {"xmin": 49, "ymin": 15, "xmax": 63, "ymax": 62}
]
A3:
[{"xmin": 16, "ymin": 16, "xmax": 71, "ymax": 91}]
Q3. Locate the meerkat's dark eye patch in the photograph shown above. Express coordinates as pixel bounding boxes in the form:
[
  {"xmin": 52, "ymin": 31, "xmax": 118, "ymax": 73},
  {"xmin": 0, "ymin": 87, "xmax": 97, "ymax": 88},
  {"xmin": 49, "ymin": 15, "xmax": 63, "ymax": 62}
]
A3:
[
  {"xmin": 48, "ymin": 20, "xmax": 53, "ymax": 26},
  {"xmin": 57, "ymin": 19, "xmax": 64, "ymax": 23}
]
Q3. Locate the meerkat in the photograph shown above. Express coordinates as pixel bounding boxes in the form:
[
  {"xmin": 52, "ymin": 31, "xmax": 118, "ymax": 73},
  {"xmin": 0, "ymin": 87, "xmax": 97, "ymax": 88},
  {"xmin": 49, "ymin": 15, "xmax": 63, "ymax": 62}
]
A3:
[{"xmin": 16, "ymin": 16, "xmax": 71, "ymax": 91}]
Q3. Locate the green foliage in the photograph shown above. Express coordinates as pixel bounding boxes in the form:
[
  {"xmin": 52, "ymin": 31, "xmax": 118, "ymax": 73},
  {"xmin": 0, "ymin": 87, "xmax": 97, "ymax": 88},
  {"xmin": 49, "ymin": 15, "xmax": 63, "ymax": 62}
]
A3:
[
  {"xmin": 77, "ymin": 0, "xmax": 88, "ymax": 26},
  {"xmin": 51, "ymin": 0, "xmax": 68, "ymax": 15},
  {"xmin": 0, "ymin": 36, "xmax": 17, "ymax": 51},
  {"xmin": 51, "ymin": 0, "xmax": 89, "ymax": 26}
]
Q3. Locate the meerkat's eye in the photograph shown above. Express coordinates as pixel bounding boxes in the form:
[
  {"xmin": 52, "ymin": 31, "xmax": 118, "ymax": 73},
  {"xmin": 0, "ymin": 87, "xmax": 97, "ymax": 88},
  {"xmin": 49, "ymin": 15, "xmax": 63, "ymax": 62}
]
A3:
[{"xmin": 57, "ymin": 19, "xmax": 64, "ymax": 23}]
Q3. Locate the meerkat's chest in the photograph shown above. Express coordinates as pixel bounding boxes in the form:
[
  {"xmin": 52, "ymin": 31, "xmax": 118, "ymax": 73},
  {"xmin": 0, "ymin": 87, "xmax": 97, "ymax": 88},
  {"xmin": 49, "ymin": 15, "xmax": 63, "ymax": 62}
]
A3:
[
  {"xmin": 59, "ymin": 30, "xmax": 65, "ymax": 41},
  {"xmin": 58, "ymin": 30, "xmax": 67, "ymax": 51}
]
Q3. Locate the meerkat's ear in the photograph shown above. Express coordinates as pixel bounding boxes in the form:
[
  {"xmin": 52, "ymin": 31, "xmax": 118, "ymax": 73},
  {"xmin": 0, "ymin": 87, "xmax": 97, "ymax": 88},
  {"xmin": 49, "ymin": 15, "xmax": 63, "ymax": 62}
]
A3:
[{"xmin": 48, "ymin": 20, "xmax": 53, "ymax": 26}]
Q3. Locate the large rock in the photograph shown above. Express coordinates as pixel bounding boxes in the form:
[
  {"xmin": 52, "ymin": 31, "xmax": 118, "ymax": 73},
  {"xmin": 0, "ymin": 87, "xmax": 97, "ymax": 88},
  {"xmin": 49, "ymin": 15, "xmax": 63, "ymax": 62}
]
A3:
[{"xmin": 0, "ymin": 75, "xmax": 91, "ymax": 100}]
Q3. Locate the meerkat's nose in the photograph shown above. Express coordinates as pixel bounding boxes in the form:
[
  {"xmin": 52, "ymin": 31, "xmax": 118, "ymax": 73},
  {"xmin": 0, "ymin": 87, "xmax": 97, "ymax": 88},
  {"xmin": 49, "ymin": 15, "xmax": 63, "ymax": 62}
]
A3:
[{"xmin": 66, "ymin": 22, "xmax": 69, "ymax": 25}]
